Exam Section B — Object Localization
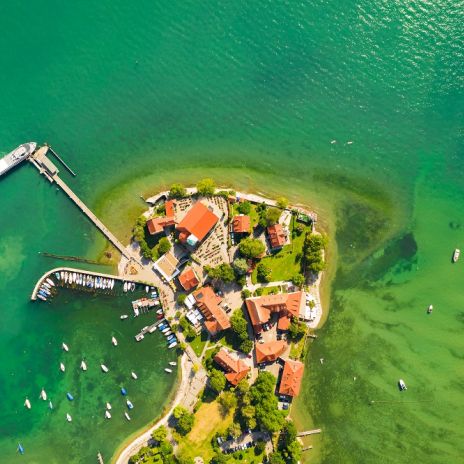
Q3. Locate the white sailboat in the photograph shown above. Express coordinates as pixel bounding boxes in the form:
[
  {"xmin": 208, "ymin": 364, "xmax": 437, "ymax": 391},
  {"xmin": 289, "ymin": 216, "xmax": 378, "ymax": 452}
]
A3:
[
  {"xmin": 106, "ymin": 402, "xmax": 112, "ymax": 410},
  {"xmin": 169, "ymin": 362, "xmax": 177, "ymax": 366},
  {"xmin": 60, "ymin": 362, "xmax": 66, "ymax": 372},
  {"xmin": 80, "ymin": 360, "xmax": 88, "ymax": 371},
  {"xmin": 62, "ymin": 343, "xmax": 69, "ymax": 352},
  {"xmin": 24, "ymin": 398, "xmax": 31, "ymax": 409},
  {"xmin": 164, "ymin": 368, "xmax": 172, "ymax": 373},
  {"xmin": 112, "ymin": 336, "xmax": 118, "ymax": 346},
  {"xmin": 40, "ymin": 388, "xmax": 47, "ymax": 401},
  {"xmin": 101, "ymin": 364, "xmax": 109, "ymax": 373},
  {"xmin": 124, "ymin": 412, "xmax": 131, "ymax": 421},
  {"xmin": 66, "ymin": 413, "xmax": 72, "ymax": 422},
  {"xmin": 105, "ymin": 410, "xmax": 112, "ymax": 419},
  {"xmin": 131, "ymin": 372, "xmax": 138, "ymax": 380},
  {"xmin": 120, "ymin": 314, "xmax": 129, "ymax": 320}
]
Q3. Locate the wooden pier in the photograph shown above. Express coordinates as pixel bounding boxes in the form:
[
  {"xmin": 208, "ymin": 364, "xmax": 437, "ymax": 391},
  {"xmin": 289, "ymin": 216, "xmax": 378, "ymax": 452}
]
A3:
[
  {"xmin": 297, "ymin": 429, "xmax": 321, "ymax": 437},
  {"xmin": 29, "ymin": 146, "xmax": 131, "ymax": 259},
  {"xmin": 46, "ymin": 145, "xmax": 77, "ymax": 176}
]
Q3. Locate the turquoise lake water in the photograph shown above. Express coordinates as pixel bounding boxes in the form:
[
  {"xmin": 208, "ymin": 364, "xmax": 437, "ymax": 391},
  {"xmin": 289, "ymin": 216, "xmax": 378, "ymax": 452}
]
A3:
[{"xmin": 0, "ymin": 0, "xmax": 463, "ymax": 462}]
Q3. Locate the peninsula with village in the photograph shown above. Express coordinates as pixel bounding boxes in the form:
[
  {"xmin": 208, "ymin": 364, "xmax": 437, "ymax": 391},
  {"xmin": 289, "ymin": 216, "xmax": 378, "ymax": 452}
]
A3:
[{"xmin": 23, "ymin": 142, "xmax": 326, "ymax": 464}]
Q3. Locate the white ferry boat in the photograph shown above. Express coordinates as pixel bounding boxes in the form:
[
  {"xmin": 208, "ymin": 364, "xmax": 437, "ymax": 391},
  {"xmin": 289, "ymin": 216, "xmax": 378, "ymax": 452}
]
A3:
[{"xmin": 0, "ymin": 142, "xmax": 36, "ymax": 176}]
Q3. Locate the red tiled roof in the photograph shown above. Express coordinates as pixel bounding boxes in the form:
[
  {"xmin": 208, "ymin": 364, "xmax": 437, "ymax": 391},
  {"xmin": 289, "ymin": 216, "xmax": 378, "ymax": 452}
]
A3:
[
  {"xmin": 279, "ymin": 359, "xmax": 305, "ymax": 397},
  {"xmin": 232, "ymin": 215, "xmax": 250, "ymax": 234},
  {"xmin": 267, "ymin": 224, "xmax": 286, "ymax": 249},
  {"xmin": 193, "ymin": 286, "xmax": 230, "ymax": 335},
  {"xmin": 165, "ymin": 199, "xmax": 175, "ymax": 218},
  {"xmin": 178, "ymin": 267, "xmax": 199, "ymax": 292},
  {"xmin": 146, "ymin": 216, "xmax": 176, "ymax": 235},
  {"xmin": 255, "ymin": 340, "xmax": 287, "ymax": 364},
  {"xmin": 177, "ymin": 201, "xmax": 219, "ymax": 244},
  {"xmin": 245, "ymin": 292, "xmax": 305, "ymax": 332},
  {"xmin": 214, "ymin": 349, "xmax": 250, "ymax": 386}
]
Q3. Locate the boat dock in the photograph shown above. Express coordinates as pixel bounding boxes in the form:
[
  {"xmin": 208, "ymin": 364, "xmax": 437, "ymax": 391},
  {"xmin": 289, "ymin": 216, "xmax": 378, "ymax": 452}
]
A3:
[
  {"xmin": 31, "ymin": 266, "xmax": 146, "ymax": 301},
  {"xmin": 297, "ymin": 429, "xmax": 321, "ymax": 437},
  {"xmin": 134, "ymin": 319, "xmax": 165, "ymax": 342},
  {"xmin": 46, "ymin": 144, "xmax": 77, "ymax": 176},
  {"xmin": 29, "ymin": 146, "xmax": 131, "ymax": 259}
]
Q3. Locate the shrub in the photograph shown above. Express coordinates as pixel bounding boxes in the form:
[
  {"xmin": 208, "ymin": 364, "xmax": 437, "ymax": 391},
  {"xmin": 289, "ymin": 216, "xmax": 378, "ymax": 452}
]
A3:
[
  {"xmin": 177, "ymin": 293, "xmax": 187, "ymax": 305},
  {"xmin": 257, "ymin": 263, "xmax": 271, "ymax": 283},
  {"xmin": 169, "ymin": 183, "xmax": 187, "ymax": 198},
  {"xmin": 239, "ymin": 238, "xmax": 265, "ymax": 259},
  {"xmin": 237, "ymin": 201, "xmax": 251, "ymax": 215},
  {"xmin": 158, "ymin": 237, "xmax": 171, "ymax": 255},
  {"xmin": 196, "ymin": 178, "xmax": 216, "ymax": 196},
  {"xmin": 209, "ymin": 368, "xmax": 226, "ymax": 393}
]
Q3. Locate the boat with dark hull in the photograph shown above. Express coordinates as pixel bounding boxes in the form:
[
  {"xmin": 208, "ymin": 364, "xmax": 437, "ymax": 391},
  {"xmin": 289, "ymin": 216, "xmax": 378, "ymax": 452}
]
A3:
[{"xmin": 0, "ymin": 142, "xmax": 37, "ymax": 176}]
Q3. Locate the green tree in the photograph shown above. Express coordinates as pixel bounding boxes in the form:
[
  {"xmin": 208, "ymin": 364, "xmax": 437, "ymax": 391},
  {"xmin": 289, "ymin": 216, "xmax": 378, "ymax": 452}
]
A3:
[
  {"xmin": 219, "ymin": 391, "xmax": 238, "ymax": 414},
  {"xmin": 257, "ymin": 263, "xmax": 271, "ymax": 282},
  {"xmin": 151, "ymin": 425, "xmax": 167, "ymax": 443},
  {"xmin": 205, "ymin": 263, "xmax": 235, "ymax": 283},
  {"xmin": 291, "ymin": 273, "xmax": 305, "ymax": 287},
  {"xmin": 303, "ymin": 233, "xmax": 327, "ymax": 274},
  {"xmin": 177, "ymin": 455, "xmax": 195, "ymax": 464},
  {"xmin": 177, "ymin": 293, "xmax": 187, "ymax": 305},
  {"xmin": 241, "ymin": 289, "xmax": 252, "ymax": 299},
  {"xmin": 265, "ymin": 207, "xmax": 282, "ymax": 226},
  {"xmin": 209, "ymin": 368, "xmax": 226, "ymax": 393},
  {"xmin": 159, "ymin": 439, "xmax": 173, "ymax": 457},
  {"xmin": 276, "ymin": 197, "xmax": 288, "ymax": 209},
  {"xmin": 285, "ymin": 440, "xmax": 302, "ymax": 464},
  {"xmin": 169, "ymin": 183, "xmax": 187, "ymax": 198},
  {"xmin": 236, "ymin": 379, "xmax": 250, "ymax": 396},
  {"xmin": 239, "ymin": 339, "xmax": 254, "ymax": 354},
  {"xmin": 255, "ymin": 440, "xmax": 266, "ymax": 455},
  {"xmin": 228, "ymin": 422, "xmax": 242, "ymax": 439},
  {"xmin": 239, "ymin": 238, "xmax": 265, "ymax": 259},
  {"xmin": 158, "ymin": 237, "xmax": 171, "ymax": 255},
  {"xmin": 230, "ymin": 310, "xmax": 248, "ymax": 336},
  {"xmin": 210, "ymin": 452, "xmax": 230, "ymax": 464},
  {"xmin": 196, "ymin": 178, "xmax": 216, "ymax": 196},
  {"xmin": 288, "ymin": 319, "xmax": 306, "ymax": 341},
  {"xmin": 282, "ymin": 421, "xmax": 297, "ymax": 448},
  {"xmin": 177, "ymin": 411, "xmax": 194, "ymax": 435},
  {"xmin": 268, "ymin": 452, "xmax": 285, "ymax": 464},
  {"xmin": 173, "ymin": 405, "xmax": 188, "ymax": 420},
  {"xmin": 237, "ymin": 201, "xmax": 251, "ymax": 215},
  {"xmin": 232, "ymin": 258, "xmax": 248, "ymax": 276}
]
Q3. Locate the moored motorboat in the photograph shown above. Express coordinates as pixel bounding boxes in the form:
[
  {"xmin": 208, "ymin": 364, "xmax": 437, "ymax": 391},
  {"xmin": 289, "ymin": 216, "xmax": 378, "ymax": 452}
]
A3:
[
  {"xmin": 145, "ymin": 286, "xmax": 149, "ymax": 293},
  {"xmin": 60, "ymin": 271, "xmax": 64, "ymax": 280},
  {"xmin": 168, "ymin": 342, "xmax": 177, "ymax": 349},
  {"xmin": 169, "ymin": 361, "xmax": 177, "ymax": 366},
  {"xmin": 18, "ymin": 443, "xmax": 25, "ymax": 455},
  {"xmin": 60, "ymin": 362, "xmax": 66, "ymax": 372},
  {"xmin": 101, "ymin": 364, "xmax": 109, "ymax": 373},
  {"xmin": 66, "ymin": 413, "xmax": 72, "ymax": 422},
  {"xmin": 66, "ymin": 392, "xmax": 74, "ymax": 401},
  {"xmin": 123, "ymin": 282, "xmax": 128, "ymax": 292},
  {"xmin": 398, "ymin": 379, "xmax": 407, "ymax": 391},
  {"xmin": 453, "ymin": 248, "xmax": 460, "ymax": 263},
  {"xmin": 24, "ymin": 398, "xmax": 31, "ymax": 409},
  {"xmin": 40, "ymin": 388, "xmax": 47, "ymax": 401},
  {"xmin": 164, "ymin": 368, "xmax": 172, "ymax": 373},
  {"xmin": 105, "ymin": 410, "xmax": 112, "ymax": 419},
  {"xmin": 80, "ymin": 360, "xmax": 87, "ymax": 371},
  {"xmin": 130, "ymin": 283, "xmax": 135, "ymax": 292},
  {"xmin": 427, "ymin": 304, "xmax": 433, "ymax": 314},
  {"xmin": 49, "ymin": 400, "xmax": 53, "ymax": 410},
  {"xmin": 135, "ymin": 333, "xmax": 144, "ymax": 342},
  {"xmin": 112, "ymin": 336, "xmax": 118, "ymax": 346},
  {"xmin": 37, "ymin": 294, "xmax": 47, "ymax": 301},
  {"xmin": 62, "ymin": 343, "xmax": 69, "ymax": 352},
  {"xmin": 106, "ymin": 402, "xmax": 112, "ymax": 410},
  {"xmin": 124, "ymin": 412, "xmax": 131, "ymax": 421},
  {"xmin": 126, "ymin": 400, "xmax": 134, "ymax": 410},
  {"xmin": 131, "ymin": 371, "xmax": 138, "ymax": 380},
  {"xmin": 46, "ymin": 278, "xmax": 55, "ymax": 287},
  {"xmin": 121, "ymin": 387, "xmax": 127, "ymax": 396},
  {"xmin": 120, "ymin": 314, "xmax": 129, "ymax": 320}
]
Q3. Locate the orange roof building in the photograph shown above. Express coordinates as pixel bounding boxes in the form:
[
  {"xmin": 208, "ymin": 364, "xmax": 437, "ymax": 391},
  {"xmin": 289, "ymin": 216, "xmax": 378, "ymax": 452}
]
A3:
[
  {"xmin": 146, "ymin": 200, "xmax": 177, "ymax": 235},
  {"xmin": 214, "ymin": 348, "xmax": 250, "ymax": 386},
  {"xmin": 279, "ymin": 359, "xmax": 305, "ymax": 397},
  {"xmin": 193, "ymin": 286, "xmax": 231, "ymax": 335},
  {"xmin": 178, "ymin": 267, "xmax": 200, "ymax": 292},
  {"xmin": 232, "ymin": 215, "xmax": 251, "ymax": 234},
  {"xmin": 267, "ymin": 224, "xmax": 287, "ymax": 249},
  {"xmin": 245, "ymin": 292, "xmax": 306, "ymax": 333},
  {"xmin": 165, "ymin": 199, "xmax": 175, "ymax": 218},
  {"xmin": 255, "ymin": 340, "xmax": 287, "ymax": 364},
  {"xmin": 176, "ymin": 201, "xmax": 219, "ymax": 246}
]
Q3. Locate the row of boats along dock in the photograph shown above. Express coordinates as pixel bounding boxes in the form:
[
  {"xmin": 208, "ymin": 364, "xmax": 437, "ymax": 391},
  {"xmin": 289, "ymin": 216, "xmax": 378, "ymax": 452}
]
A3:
[{"xmin": 31, "ymin": 267, "xmax": 179, "ymax": 348}]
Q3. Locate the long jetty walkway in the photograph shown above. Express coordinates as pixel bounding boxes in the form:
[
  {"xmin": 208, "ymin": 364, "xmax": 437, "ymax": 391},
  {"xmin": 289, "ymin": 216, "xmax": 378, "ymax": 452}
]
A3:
[{"xmin": 29, "ymin": 146, "xmax": 130, "ymax": 259}]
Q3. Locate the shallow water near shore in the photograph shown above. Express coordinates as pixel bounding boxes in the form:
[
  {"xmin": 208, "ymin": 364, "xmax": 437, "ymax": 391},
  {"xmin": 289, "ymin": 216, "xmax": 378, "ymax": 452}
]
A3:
[{"xmin": 1, "ymin": 0, "xmax": 463, "ymax": 462}]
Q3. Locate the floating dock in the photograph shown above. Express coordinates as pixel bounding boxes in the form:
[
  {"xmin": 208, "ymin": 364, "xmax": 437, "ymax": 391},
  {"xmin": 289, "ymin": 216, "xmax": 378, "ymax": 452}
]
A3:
[
  {"xmin": 29, "ymin": 146, "xmax": 131, "ymax": 259},
  {"xmin": 297, "ymin": 429, "xmax": 322, "ymax": 437}
]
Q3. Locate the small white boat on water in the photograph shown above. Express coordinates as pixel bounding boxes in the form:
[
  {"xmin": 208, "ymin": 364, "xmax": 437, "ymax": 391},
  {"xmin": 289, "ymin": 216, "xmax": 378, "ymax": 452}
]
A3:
[
  {"xmin": 131, "ymin": 283, "xmax": 135, "ymax": 292},
  {"xmin": 168, "ymin": 342, "xmax": 177, "ymax": 349},
  {"xmin": 46, "ymin": 278, "xmax": 55, "ymax": 287},
  {"xmin": 40, "ymin": 389, "xmax": 47, "ymax": 401},
  {"xmin": 164, "ymin": 368, "xmax": 172, "ymax": 373},
  {"xmin": 453, "ymin": 248, "xmax": 460, "ymax": 263},
  {"xmin": 123, "ymin": 282, "xmax": 128, "ymax": 292},
  {"xmin": 398, "ymin": 379, "xmax": 407, "ymax": 391},
  {"xmin": 49, "ymin": 400, "xmax": 53, "ymax": 410},
  {"xmin": 169, "ymin": 362, "xmax": 177, "ymax": 366},
  {"xmin": 80, "ymin": 360, "xmax": 87, "ymax": 371},
  {"xmin": 105, "ymin": 410, "xmax": 112, "ymax": 419},
  {"xmin": 106, "ymin": 402, "xmax": 112, "ymax": 410},
  {"xmin": 427, "ymin": 304, "xmax": 433, "ymax": 314},
  {"xmin": 60, "ymin": 362, "xmax": 66, "ymax": 372},
  {"xmin": 145, "ymin": 286, "xmax": 149, "ymax": 293},
  {"xmin": 24, "ymin": 398, "xmax": 31, "ymax": 409},
  {"xmin": 135, "ymin": 333, "xmax": 144, "ymax": 342},
  {"xmin": 120, "ymin": 314, "xmax": 129, "ymax": 320},
  {"xmin": 124, "ymin": 412, "xmax": 131, "ymax": 421},
  {"xmin": 60, "ymin": 271, "xmax": 64, "ymax": 280},
  {"xmin": 37, "ymin": 294, "xmax": 47, "ymax": 301},
  {"xmin": 62, "ymin": 343, "xmax": 69, "ymax": 352},
  {"xmin": 66, "ymin": 413, "xmax": 72, "ymax": 422},
  {"xmin": 112, "ymin": 336, "xmax": 118, "ymax": 346},
  {"xmin": 126, "ymin": 400, "xmax": 134, "ymax": 410},
  {"xmin": 101, "ymin": 364, "xmax": 109, "ymax": 373},
  {"xmin": 131, "ymin": 372, "xmax": 138, "ymax": 380}
]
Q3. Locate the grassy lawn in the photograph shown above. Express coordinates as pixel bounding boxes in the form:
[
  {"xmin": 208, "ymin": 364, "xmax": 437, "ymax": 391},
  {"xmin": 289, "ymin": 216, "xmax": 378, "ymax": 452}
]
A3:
[
  {"xmin": 228, "ymin": 446, "xmax": 266, "ymax": 464},
  {"xmin": 190, "ymin": 331, "xmax": 209, "ymax": 357},
  {"xmin": 252, "ymin": 225, "xmax": 310, "ymax": 283},
  {"xmin": 176, "ymin": 401, "xmax": 234, "ymax": 462}
]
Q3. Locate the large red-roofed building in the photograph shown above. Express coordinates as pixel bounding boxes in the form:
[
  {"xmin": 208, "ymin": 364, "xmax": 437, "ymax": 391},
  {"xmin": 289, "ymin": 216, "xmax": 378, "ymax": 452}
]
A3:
[
  {"xmin": 278, "ymin": 359, "xmax": 305, "ymax": 397},
  {"xmin": 232, "ymin": 215, "xmax": 251, "ymax": 234},
  {"xmin": 214, "ymin": 348, "xmax": 250, "ymax": 386},
  {"xmin": 267, "ymin": 224, "xmax": 287, "ymax": 250},
  {"xmin": 193, "ymin": 286, "xmax": 230, "ymax": 336},
  {"xmin": 178, "ymin": 267, "xmax": 200, "ymax": 292},
  {"xmin": 255, "ymin": 340, "xmax": 287, "ymax": 364},
  {"xmin": 177, "ymin": 201, "xmax": 219, "ymax": 246}
]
